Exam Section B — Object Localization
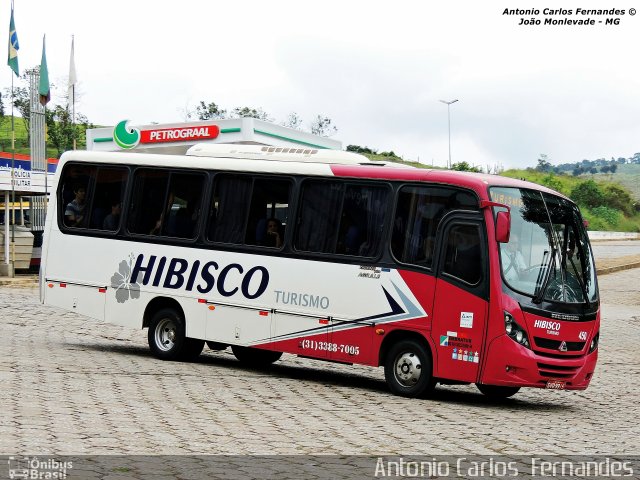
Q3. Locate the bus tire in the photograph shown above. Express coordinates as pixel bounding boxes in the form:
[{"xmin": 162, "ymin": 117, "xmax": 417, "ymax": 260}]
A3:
[
  {"xmin": 148, "ymin": 308, "xmax": 204, "ymax": 361},
  {"xmin": 476, "ymin": 384, "xmax": 520, "ymax": 399},
  {"xmin": 231, "ymin": 346, "xmax": 283, "ymax": 367},
  {"xmin": 206, "ymin": 341, "xmax": 228, "ymax": 351},
  {"xmin": 384, "ymin": 339, "xmax": 435, "ymax": 398}
]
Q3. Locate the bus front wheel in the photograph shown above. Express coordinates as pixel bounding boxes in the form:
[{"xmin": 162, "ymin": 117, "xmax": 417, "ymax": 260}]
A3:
[
  {"xmin": 476, "ymin": 384, "xmax": 520, "ymax": 399},
  {"xmin": 148, "ymin": 308, "xmax": 204, "ymax": 361},
  {"xmin": 384, "ymin": 339, "xmax": 435, "ymax": 398},
  {"xmin": 231, "ymin": 346, "xmax": 283, "ymax": 367}
]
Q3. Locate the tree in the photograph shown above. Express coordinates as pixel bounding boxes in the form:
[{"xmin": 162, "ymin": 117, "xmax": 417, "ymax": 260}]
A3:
[
  {"xmin": 536, "ymin": 154, "xmax": 552, "ymax": 172},
  {"xmin": 0, "ymin": 92, "xmax": 4, "ymax": 119},
  {"xmin": 541, "ymin": 174, "xmax": 563, "ymax": 193},
  {"xmin": 609, "ymin": 163, "xmax": 617, "ymax": 174},
  {"xmin": 600, "ymin": 165, "xmax": 610, "ymax": 174},
  {"xmin": 347, "ymin": 145, "xmax": 377, "ymax": 155},
  {"xmin": 603, "ymin": 183, "xmax": 632, "ymax": 215},
  {"xmin": 570, "ymin": 180, "xmax": 605, "ymax": 209},
  {"xmin": 590, "ymin": 167, "xmax": 598, "ymax": 174},
  {"xmin": 451, "ymin": 161, "xmax": 482, "ymax": 172},
  {"xmin": 45, "ymin": 105, "xmax": 90, "ymax": 156},
  {"xmin": 281, "ymin": 112, "xmax": 303, "ymax": 130},
  {"xmin": 196, "ymin": 101, "xmax": 226, "ymax": 120},
  {"xmin": 310, "ymin": 115, "xmax": 338, "ymax": 137},
  {"xmin": 230, "ymin": 106, "xmax": 272, "ymax": 121},
  {"xmin": 4, "ymin": 86, "xmax": 30, "ymax": 141}
]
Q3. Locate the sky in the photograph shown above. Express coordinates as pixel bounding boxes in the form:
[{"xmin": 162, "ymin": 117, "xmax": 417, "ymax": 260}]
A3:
[{"xmin": 2, "ymin": 0, "xmax": 639, "ymax": 170}]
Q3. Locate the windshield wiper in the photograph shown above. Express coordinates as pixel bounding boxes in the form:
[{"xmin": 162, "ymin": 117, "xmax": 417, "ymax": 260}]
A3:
[
  {"xmin": 533, "ymin": 247, "xmax": 556, "ymax": 304},
  {"xmin": 567, "ymin": 255, "xmax": 591, "ymax": 308}
]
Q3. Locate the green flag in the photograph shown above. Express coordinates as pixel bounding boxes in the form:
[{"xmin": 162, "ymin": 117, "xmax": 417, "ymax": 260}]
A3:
[
  {"xmin": 7, "ymin": 5, "xmax": 19, "ymax": 76},
  {"xmin": 39, "ymin": 35, "xmax": 50, "ymax": 106}
]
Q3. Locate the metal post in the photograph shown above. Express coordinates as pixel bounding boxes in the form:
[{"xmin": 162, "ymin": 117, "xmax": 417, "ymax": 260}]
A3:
[{"xmin": 439, "ymin": 99, "xmax": 458, "ymax": 169}]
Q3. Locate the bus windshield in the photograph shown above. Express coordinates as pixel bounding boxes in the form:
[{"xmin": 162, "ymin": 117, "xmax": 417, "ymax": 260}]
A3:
[{"xmin": 491, "ymin": 187, "xmax": 597, "ymax": 305}]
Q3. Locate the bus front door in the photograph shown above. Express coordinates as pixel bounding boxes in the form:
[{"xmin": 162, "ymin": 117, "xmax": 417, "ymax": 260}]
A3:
[{"xmin": 431, "ymin": 217, "xmax": 489, "ymax": 383}]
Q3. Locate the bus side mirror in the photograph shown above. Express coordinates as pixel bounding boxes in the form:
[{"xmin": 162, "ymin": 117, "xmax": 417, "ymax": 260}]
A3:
[{"xmin": 496, "ymin": 211, "xmax": 511, "ymax": 243}]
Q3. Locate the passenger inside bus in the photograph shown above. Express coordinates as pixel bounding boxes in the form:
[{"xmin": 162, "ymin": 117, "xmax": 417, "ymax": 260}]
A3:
[
  {"xmin": 64, "ymin": 184, "xmax": 87, "ymax": 227},
  {"xmin": 102, "ymin": 201, "xmax": 121, "ymax": 231},
  {"xmin": 257, "ymin": 217, "xmax": 283, "ymax": 248}
]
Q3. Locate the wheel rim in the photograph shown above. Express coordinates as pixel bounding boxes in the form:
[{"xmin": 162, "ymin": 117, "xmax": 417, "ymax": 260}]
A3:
[
  {"xmin": 393, "ymin": 351, "xmax": 422, "ymax": 387},
  {"xmin": 155, "ymin": 318, "xmax": 177, "ymax": 352}
]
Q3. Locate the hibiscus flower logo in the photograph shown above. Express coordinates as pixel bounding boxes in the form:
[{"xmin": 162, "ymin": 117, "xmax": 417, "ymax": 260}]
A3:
[{"xmin": 111, "ymin": 253, "xmax": 141, "ymax": 303}]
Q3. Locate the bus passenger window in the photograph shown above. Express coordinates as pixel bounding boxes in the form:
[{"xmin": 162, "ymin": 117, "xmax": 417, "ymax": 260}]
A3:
[
  {"xmin": 128, "ymin": 169, "xmax": 204, "ymax": 239},
  {"xmin": 163, "ymin": 173, "xmax": 205, "ymax": 239},
  {"xmin": 245, "ymin": 178, "xmax": 291, "ymax": 249},
  {"xmin": 295, "ymin": 181, "xmax": 342, "ymax": 254},
  {"xmin": 208, "ymin": 175, "xmax": 252, "ymax": 244},
  {"xmin": 443, "ymin": 224, "xmax": 482, "ymax": 285},
  {"xmin": 91, "ymin": 168, "xmax": 128, "ymax": 231},
  {"xmin": 391, "ymin": 186, "xmax": 478, "ymax": 268},
  {"xmin": 128, "ymin": 170, "xmax": 169, "ymax": 235},
  {"xmin": 60, "ymin": 165, "xmax": 95, "ymax": 229},
  {"xmin": 295, "ymin": 181, "xmax": 388, "ymax": 257}
]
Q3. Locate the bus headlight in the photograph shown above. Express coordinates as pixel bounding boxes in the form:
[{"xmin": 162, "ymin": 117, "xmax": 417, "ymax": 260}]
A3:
[
  {"xmin": 504, "ymin": 311, "xmax": 530, "ymax": 349},
  {"xmin": 589, "ymin": 332, "xmax": 599, "ymax": 353}
]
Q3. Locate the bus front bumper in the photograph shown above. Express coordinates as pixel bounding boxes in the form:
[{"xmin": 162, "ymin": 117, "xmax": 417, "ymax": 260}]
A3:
[{"xmin": 481, "ymin": 335, "xmax": 598, "ymax": 390}]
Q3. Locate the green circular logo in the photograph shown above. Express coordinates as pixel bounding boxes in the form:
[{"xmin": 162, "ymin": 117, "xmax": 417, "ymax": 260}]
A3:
[{"xmin": 113, "ymin": 120, "xmax": 140, "ymax": 149}]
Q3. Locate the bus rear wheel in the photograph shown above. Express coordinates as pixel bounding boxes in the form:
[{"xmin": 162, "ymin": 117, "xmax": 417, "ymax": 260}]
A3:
[
  {"xmin": 384, "ymin": 339, "xmax": 435, "ymax": 398},
  {"xmin": 476, "ymin": 384, "xmax": 520, "ymax": 399},
  {"xmin": 231, "ymin": 345, "xmax": 282, "ymax": 367},
  {"xmin": 148, "ymin": 308, "xmax": 204, "ymax": 361}
]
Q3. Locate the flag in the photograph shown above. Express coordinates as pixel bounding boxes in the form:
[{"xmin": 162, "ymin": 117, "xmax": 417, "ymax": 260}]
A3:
[
  {"xmin": 7, "ymin": 4, "xmax": 19, "ymax": 76},
  {"xmin": 39, "ymin": 35, "xmax": 50, "ymax": 106},
  {"xmin": 68, "ymin": 36, "xmax": 77, "ymax": 107}
]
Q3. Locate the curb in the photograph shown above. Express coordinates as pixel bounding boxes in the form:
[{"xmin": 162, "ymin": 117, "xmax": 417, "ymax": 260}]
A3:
[
  {"xmin": 0, "ymin": 276, "xmax": 39, "ymax": 287},
  {"xmin": 596, "ymin": 262, "xmax": 640, "ymax": 276}
]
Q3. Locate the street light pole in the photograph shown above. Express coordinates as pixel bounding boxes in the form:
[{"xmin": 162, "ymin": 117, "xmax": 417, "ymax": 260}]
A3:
[{"xmin": 439, "ymin": 99, "xmax": 458, "ymax": 169}]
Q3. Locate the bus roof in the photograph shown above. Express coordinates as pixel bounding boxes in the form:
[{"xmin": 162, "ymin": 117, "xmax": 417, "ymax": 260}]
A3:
[{"xmin": 186, "ymin": 144, "xmax": 372, "ymax": 165}]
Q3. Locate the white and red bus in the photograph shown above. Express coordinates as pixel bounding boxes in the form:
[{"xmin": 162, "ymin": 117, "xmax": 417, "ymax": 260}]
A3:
[{"xmin": 41, "ymin": 145, "xmax": 599, "ymax": 399}]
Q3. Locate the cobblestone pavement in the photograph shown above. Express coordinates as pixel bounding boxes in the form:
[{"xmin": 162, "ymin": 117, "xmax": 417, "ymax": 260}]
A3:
[{"xmin": 1, "ymin": 269, "xmax": 638, "ymax": 457}]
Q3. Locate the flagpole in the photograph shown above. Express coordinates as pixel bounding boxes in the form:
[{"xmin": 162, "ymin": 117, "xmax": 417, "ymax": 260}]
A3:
[
  {"xmin": 10, "ymin": 73, "xmax": 16, "ymax": 276},
  {"xmin": 70, "ymin": 35, "xmax": 76, "ymax": 150}
]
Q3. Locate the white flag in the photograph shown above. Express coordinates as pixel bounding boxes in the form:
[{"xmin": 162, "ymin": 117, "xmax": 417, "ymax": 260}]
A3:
[{"xmin": 68, "ymin": 36, "xmax": 77, "ymax": 107}]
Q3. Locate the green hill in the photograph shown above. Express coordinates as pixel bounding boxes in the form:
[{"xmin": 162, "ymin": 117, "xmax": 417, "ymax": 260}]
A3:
[
  {"xmin": 0, "ymin": 115, "xmax": 88, "ymax": 158},
  {"xmin": 501, "ymin": 169, "xmax": 640, "ymax": 232},
  {"xmin": 580, "ymin": 164, "xmax": 640, "ymax": 202}
]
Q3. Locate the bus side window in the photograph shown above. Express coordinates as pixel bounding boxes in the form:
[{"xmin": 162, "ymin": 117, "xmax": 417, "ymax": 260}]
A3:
[
  {"xmin": 442, "ymin": 224, "xmax": 482, "ymax": 285},
  {"xmin": 391, "ymin": 186, "xmax": 478, "ymax": 268},
  {"xmin": 336, "ymin": 184, "xmax": 389, "ymax": 257},
  {"xmin": 208, "ymin": 175, "xmax": 252, "ymax": 244},
  {"xmin": 245, "ymin": 177, "xmax": 291, "ymax": 249},
  {"xmin": 127, "ymin": 169, "xmax": 169, "ymax": 235},
  {"xmin": 295, "ymin": 181, "xmax": 388, "ymax": 257},
  {"xmin": 59, "ymin": 164, "xmax": 95, "ymax": 229},
  {"xmin": 92, "ymin": 168, "xmax": 128, "ymax": 231},
  {"xmin": 295, "ymin": 181, "xmax": 342, "ymax": 254},
  {"xmin": 162, "ymin": 172, "xmax": 205, "ymax": 239}
]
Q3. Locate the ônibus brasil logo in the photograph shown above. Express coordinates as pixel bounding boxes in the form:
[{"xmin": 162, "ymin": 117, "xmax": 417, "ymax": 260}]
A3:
[{"xmin": 113, "ymin": 120, "xmax": 141, "ymax": 149}]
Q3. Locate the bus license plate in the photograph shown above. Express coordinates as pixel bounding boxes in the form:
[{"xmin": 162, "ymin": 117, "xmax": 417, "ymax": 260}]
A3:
[{"xmin": 546, "ymin": 380, "xmax": 566, "ymax": 390}]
